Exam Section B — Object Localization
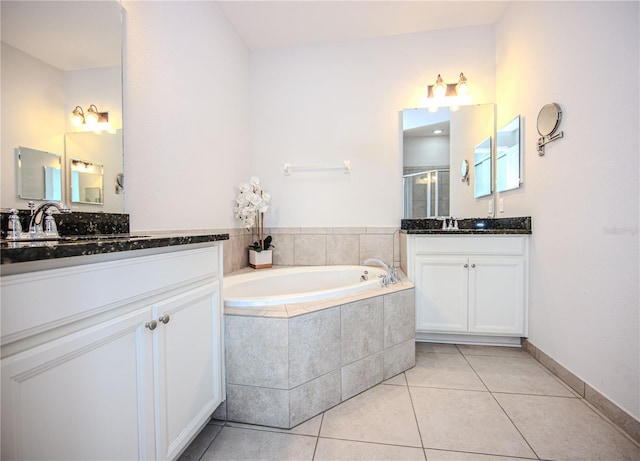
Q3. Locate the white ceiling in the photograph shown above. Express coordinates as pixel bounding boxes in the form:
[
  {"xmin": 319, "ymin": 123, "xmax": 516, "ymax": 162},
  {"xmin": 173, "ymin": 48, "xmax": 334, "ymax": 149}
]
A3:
[{"xmin": 218, "ymin": 1, "xmax": 510, "ymax": 51}]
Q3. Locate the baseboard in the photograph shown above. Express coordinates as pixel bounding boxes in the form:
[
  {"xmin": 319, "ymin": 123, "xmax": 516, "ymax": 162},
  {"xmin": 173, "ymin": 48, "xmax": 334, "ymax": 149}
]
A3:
[{"xmin": 522, "ymin": 339, "xmax": 640, "ymax": 445}]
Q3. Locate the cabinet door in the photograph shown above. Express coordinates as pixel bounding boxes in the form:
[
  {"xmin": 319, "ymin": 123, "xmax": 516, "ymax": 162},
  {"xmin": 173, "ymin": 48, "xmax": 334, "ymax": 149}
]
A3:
[
  {"xmin": 468, "ymin": 256, "xmax": 525, "ymax": 335},
  {"xmin": 1, "ymin": 308, "xmax": 155, "ymax": 461},
  {"xmin": 415, "ymin": 255, "xmax": 469, "ymax": 332},
  {"xmin": 153, "ymin": 281, "xmax": 223, "ymax": 461}
]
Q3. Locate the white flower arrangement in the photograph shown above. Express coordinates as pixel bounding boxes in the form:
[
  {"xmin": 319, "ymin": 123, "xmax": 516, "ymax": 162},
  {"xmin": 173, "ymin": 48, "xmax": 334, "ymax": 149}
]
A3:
[{"xmin": 234, "ymin": 176, "xmax": 272, "ymax": 251}]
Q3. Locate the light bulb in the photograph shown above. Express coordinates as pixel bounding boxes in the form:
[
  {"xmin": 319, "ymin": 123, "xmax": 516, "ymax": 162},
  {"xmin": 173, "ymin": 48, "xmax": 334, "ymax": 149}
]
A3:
[
  {"xmin": 71, "ymin": 106, "xmax": 84, "ymax": 126},
  {"xmin": 85, "ymin": 105, "xmax": 100, "ymax": 125},
  {"xmin": 456, "ymin": 73, "xmax": 469, "ymax": 96},
  {"xmin": 433, "ymin": 74, "xmax": 447, "ymax": 98}
]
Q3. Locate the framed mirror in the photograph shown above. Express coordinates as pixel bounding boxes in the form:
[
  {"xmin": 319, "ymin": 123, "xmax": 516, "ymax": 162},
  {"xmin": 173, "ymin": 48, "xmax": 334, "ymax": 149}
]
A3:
[
  {"xmin": 17, "ymin": 146, "xmax": 63, "ymax": 201},
  {"xmin": 496, "ymin": 115, "xmax": 521, "ymax": 192},
  {"xmin": 473, "ymin": 136, "xmax": 492, "ymax": 198},
  {"xmin": 70, "ymin": 159, "xmax": 104, "ymax": 205},
  {"xmin": 1, "ymin": 1, "xmax": 123, "ymax": 211},
  {"xmin": 402, "ymin": 104, "xmax": 495, "ymax": 218}
]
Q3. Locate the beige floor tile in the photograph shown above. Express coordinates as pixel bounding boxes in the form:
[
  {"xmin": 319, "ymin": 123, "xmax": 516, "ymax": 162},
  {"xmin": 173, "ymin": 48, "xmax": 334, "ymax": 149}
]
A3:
[
  {"xmin": 200, "ymin": 426, "xmax": 316, "ymax": 461},
  {"xmin": 456, "ymin": 344, "xmax": 529, "ymax": 358},
  {"xmin": 415, "ymin": 342, "xmax": 461, "ymax": 354},
  {"xmin": 315, "ymin": 438, "xmax": 426, "ymax": 460},
  {"xmin": 320, "ymin": 384, "xmax": 422, "ymax": 447},
  {"xmin": 406, "ymin": 351, "xmax": 487, "ymax": 391},
  {"xmin": 425, "ymin": 448, "xmax": 536, "ymax": 460},
  {"xmin": 383, "ymin": 372, "xmax": 408, "ymax": 386},
  {"xmin": 177, "ymin": 424, "xmax": 221, "ymax": 461},
  {"xmin": 466, "ymin": 355, "xmax": 575, "ymax": 397},
  {"xmin": 410, "ymin": 387, "xmax": 536, "ymax": 458},
  {"xmin": 494, "ymin": 393, "xmax": 640, "ymax": 461},
  {"xmin": 225, "ymin": 414, "xmax": 323, "ymax": 436}
]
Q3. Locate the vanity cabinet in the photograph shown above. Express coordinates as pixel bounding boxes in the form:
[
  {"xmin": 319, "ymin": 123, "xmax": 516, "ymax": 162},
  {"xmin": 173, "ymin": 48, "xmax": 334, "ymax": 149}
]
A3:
[
  {"xmin": 407, "ymin": 235, "xmax": 528, "ymax": 345},
  {"xmin": 1, "ymin": 244, "xmax": 224, "ymax": 461}
]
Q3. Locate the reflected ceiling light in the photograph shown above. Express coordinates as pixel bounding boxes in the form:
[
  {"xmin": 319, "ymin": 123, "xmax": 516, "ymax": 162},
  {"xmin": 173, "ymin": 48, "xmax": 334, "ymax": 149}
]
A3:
[
  {"xmin": 433, "ymin": 129, "xmax": 443, "ymax": 134},
  {"xmin": 71, "ymin": 106, "xmax": 85, "ymax": 127}
]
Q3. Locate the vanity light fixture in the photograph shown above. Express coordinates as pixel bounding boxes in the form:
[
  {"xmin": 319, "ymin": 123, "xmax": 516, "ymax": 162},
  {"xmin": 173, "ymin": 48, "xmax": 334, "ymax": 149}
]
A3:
[
  {"xmin": 425, "ymin": 72, "xmax": 471, "ymax": 112},
  {"xmin": 70, "ymin": 105, "xmax": 110, "ymax": 129}
]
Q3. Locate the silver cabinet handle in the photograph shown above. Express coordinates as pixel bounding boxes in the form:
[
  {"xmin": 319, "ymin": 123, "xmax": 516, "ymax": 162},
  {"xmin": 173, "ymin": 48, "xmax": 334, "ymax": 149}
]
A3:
[
  {"xmin": 145, "ymin": 320, "xmax": 158, "ymax": 331},
  {"xmin": 463, "ymin": 263, "xmax": 468, "ymax": 268},
  {"xmin": 470, "ymin": 263, "xmax": 476, "ymax": 268},
  {"xmin": 159, "ymin": 314, "xmax": 170, "ymax": 325}
]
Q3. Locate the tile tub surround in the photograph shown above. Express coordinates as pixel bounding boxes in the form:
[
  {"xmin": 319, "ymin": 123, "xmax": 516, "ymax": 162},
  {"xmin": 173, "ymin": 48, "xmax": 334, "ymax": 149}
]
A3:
[
  {"xmin": 402, "ymin": 216, "xmax": 532, "ymax": 234},
  {"xmin": 223, "ymin": 281, "xmax": 415, "ymax": 429}
]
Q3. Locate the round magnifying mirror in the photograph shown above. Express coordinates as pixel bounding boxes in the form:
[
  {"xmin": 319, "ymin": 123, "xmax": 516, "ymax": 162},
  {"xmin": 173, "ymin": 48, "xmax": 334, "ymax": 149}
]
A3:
[
  {"xmin": 537, "ymin": 103, "xmax": 562, "ymax": 137},
  {"xmin": 460, "ymin": 159, "xmax": 469, "ymax": 177}
]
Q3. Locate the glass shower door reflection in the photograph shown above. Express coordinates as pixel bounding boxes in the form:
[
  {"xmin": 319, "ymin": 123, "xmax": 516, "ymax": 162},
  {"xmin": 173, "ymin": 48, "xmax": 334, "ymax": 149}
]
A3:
[{"xmin": 403, "ymin": 169, "xmax": 450, "ymax": 218}]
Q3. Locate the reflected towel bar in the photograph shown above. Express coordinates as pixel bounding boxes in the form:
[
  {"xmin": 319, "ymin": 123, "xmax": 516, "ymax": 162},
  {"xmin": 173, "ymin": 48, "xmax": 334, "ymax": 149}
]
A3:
[{"xmin": 284, "ymin": 160, "xmax": 351, "ymax": 176}]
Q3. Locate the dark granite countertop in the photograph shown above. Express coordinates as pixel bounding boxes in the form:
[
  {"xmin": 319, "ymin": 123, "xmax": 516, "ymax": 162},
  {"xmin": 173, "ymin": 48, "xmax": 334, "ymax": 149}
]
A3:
[
  {"xmin": 1, "ymin": 232, "xmax": 229, "ymax": 266},
  {"xmin": 401, "ymin": 217, "xmax": 532, "ymax": 235}
]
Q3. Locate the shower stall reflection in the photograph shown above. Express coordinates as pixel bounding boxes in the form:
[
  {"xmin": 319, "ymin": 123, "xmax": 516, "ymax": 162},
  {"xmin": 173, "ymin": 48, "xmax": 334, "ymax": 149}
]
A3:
[{"xmin": 403, "ymin": 168, "xmax": 450, "ymax": 218}]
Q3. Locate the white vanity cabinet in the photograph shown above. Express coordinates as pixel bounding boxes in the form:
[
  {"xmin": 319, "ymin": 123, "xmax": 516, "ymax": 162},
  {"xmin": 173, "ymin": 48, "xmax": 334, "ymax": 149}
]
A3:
[
  {"xmin": 1, "ymin": 244, "xmax": 224, "ymax": 461},
  {"xmin": 407, "ymin": 235, "xmax": 528, "ymax": 345}
]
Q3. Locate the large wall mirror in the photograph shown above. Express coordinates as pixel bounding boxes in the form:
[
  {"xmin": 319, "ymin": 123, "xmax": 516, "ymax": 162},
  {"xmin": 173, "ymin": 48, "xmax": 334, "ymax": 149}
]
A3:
[
  {"xmin": 402, "ymin": 103, "xmax": 495, "ymax": 218},
  {"xmin": 1, "ymin": 0, "xmax": 124, "ymax": 213}
]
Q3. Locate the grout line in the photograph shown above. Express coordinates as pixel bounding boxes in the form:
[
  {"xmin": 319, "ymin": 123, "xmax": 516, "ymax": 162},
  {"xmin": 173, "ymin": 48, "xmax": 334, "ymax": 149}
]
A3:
[
  {"xmin": 311, "ymin": 412, "xmax": 325, "ymax": 460},
  {"xmin": 405, "ymin": 382, "xmax": 428, "ymax": 459}
]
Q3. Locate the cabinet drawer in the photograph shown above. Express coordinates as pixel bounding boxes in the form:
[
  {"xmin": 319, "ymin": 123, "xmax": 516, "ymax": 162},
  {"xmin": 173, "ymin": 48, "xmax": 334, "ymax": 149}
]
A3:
[
  {"xmin": 1, "ymin": 244, "xmax": 220, "ymax": 345},
  {"xmin": 412, "ymin": 235, "xmax": 527, "ymax": 255}
]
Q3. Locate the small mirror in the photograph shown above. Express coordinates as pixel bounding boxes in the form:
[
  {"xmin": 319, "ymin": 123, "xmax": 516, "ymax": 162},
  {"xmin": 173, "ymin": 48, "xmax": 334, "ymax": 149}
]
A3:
[
  {"xmin": 70, "ymin": 159, "xmax": 104, "ymax": 204},
  {"xmin": 496, "ymin": 115, "xmax": 521, "ymax": 192},
  {"xmin": 537, "ymin": 103, "xmax": 561, "ymax": 136},
  {"xmin": 460, "ymin": 159, "xmax": 469, "ymax": 184},
  {"xmin": 473, "ymin": 136, "xmax": 492, "ymax": 198},
  {"xmin": 17, "ymin": 146, "xmax": 62, "ymax": 200},
  {"xmin": 537, "ymin": 103, "xmax": 564, "ymax": 156}
]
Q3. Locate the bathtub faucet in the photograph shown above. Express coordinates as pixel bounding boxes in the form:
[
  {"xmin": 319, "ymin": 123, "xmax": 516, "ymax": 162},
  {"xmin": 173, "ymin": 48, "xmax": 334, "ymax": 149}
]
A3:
[{"xmin": 363, "ymin": 258, "xmax": 398, "ymax": 284}]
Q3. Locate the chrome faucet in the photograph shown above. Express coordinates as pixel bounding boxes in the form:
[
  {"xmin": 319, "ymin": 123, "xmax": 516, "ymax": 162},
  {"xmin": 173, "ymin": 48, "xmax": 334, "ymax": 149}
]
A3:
[
  {"xmin": 28, "ymin": 201, "xmax": 71, "ymax": 238},
  {"xmin": 363, "ymin": 258, "xmax": 398, "ymax": 285}
]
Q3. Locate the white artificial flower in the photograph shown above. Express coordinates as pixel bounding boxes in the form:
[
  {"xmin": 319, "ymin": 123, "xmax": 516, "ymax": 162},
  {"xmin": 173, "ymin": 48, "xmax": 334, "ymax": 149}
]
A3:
[
  {"xmin": 249, "ymin": 193, "xmax": 262, "ymax": 206},
  {"xmin": 249, "ymin": 176, "xmax": 260, "ymax": 186},
  {"xmin": 262, "ymin": 192, "xmax": 271, "ymax": 203},
  {"xmin": 236, "ymin": 193, "xmax": 248, "ymax": 205},
  {"xmin": 239, "ymin": 183, "xmax": 251, "ymax": 193},
  {"xmin": 258, "ymin": 204, "xmax": 269, "ymax": 213}
]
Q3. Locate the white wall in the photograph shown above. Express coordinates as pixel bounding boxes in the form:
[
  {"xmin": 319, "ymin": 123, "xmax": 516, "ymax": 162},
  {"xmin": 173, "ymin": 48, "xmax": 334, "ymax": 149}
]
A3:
[
  {"xmin": 1, "ymin": 43, "xmax": 65, "ymax": 209},
  {"xmin": 496, "ymin": 1, "xmax": 639, "ymax": 419},
  {"xmin": 122, "ymin": 0, "xmax": 251, "ymax": 230},
  {"xmin": 250, "ymin": 26, "xmax": 496, "ymax": 227},
  {"xmin": 403, "ymin": 136, "xmax": 450, "ymax": 168}
]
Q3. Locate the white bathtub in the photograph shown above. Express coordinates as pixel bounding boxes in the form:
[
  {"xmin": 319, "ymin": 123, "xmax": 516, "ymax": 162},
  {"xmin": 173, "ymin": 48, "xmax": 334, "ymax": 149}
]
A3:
[{"xmin": 224, "ymin": 265, "xmax": 387, "ymax": 307}]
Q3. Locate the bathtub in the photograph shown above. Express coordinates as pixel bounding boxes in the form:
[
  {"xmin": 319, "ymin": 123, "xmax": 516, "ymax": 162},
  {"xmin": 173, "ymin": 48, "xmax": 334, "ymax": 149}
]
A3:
[{"xmin": 224, "ymin": 265, "xmax": 387, "ymax": 307}]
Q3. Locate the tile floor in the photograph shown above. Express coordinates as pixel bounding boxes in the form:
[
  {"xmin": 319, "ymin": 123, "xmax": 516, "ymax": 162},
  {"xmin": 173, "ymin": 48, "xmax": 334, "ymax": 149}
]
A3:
[{"xmin": 179, "ymin": 343, "xmax": 640, "ymax": 461}]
